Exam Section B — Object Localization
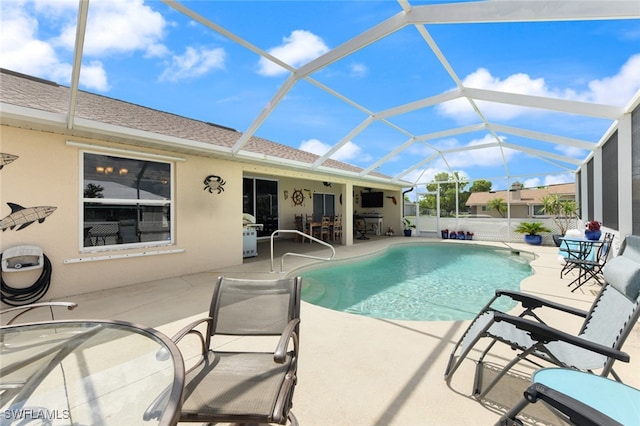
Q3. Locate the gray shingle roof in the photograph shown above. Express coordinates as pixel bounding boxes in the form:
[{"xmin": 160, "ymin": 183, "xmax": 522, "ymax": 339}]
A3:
[
  {"xmin": 466, "ymin": 183, "xmax": 576, "ymax": 206},
  {"xmin": 0, "ymin": 68, "xmax": 392, "ymax": 180}
]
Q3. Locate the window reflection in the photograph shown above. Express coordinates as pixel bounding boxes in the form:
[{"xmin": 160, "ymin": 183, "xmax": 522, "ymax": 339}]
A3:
[
  {"xmin": 84, "ymin": 153, "xmax": 170, "ymax": 200},
  {"xmin": 83, "ymin": 153, "xmax": 172, "ymax": 248}
]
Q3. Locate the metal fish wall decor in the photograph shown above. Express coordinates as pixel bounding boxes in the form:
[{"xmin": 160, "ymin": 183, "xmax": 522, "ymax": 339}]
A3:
[
  {"xmin": 1, "ymin": 203, "xmax": 57, "ymax": 231},
  {"xmin": 0, "ymin": 153, "xmax": 19, "ymax": 170}
]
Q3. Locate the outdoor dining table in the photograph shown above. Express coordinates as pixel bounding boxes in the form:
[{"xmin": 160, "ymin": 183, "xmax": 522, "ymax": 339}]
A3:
[
  {"xmin": 0, "ymin": 320, "xmax": 184, "ymax": 425},
  {"xmin": 559, "ymin": 236, "xmax": 605, "ymax": 289},
  {"xmin": 305, "ymin": 219, "xmax": 335, "ymax": 242}
]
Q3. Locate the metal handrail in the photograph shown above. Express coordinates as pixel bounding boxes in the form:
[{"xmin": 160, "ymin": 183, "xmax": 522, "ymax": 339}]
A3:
[{"xmin": 270, "ymin": 230, "xmax": 335, "ymax": 273}]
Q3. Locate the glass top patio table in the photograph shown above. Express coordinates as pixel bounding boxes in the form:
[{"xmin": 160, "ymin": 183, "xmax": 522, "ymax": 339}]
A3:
[{"xmin": 0, "ymin": 320, "xmax": 184, "ymax": 425}]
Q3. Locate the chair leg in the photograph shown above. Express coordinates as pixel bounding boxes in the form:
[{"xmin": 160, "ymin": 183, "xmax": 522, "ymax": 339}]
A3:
[
  {"xmin": 497, "ymin": 397, "xmax": 529, "ymax": 426},
  {"xmin": 475, "ymin": 344, "xmax": 543, "ymax": 400},
  {"xmin": 445, "ymin": 312, "xmax": 497, "ymax": 381}
]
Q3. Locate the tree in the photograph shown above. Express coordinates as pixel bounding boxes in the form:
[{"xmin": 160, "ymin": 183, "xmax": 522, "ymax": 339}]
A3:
[
  {"xmin": 487, "ymin": 197, "xmax": 507, "ymax": 218},
  {"xmin": 514, "ymin": 221, "xmax": 552, "ymax": 236},
  {"xmin": 420, "ymin": 172, "xmax": 469, "ymax": 217},
  {"xmin": 469, "ymin": 179, "xmax": 492, "ymax": 193},
  {"xmin": 84, "ymin": 183, "xmax": 104, "ymax": 198},
  {"xmin": 540, "ymin": 194, "xmax": 578, "ymax": 236}
]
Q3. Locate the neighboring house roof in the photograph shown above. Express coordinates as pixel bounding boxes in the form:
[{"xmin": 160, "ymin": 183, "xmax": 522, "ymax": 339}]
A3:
[
  {"xmin": 466, "ymin": 183, "xmax": 576, "ymax": 206},
  {"xmin": 0, "ymin": 69, "xmax": 402, "ymax": 186}
]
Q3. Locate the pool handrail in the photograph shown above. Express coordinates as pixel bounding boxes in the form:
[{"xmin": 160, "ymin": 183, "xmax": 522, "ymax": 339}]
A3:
[{"xmin": 269, "ymin": 230, "xmax": 335, "ymax": 273}]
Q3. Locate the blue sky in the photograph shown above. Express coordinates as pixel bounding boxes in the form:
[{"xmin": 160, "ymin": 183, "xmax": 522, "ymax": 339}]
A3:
[{"xmin": 2, "ymin": 0, "xmax": 639, "ymax": 190}]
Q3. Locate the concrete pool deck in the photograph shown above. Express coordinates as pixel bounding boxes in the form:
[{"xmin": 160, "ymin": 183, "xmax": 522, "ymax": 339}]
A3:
[{"xmin": 12, "ymin": 236, "xmax": 640, "ymax": 425}]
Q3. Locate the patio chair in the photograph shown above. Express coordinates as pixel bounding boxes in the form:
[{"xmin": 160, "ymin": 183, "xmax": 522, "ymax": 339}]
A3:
[
  {"xmin": 332, "ymin": 214, "xmax": 343, "ymax": 241},
  {"xmin": 562, "ymin": 232, "xmax": 614, "ymax": 291},
  {"xmin": 356, "ymin": 218, "xmax": 369, "ymax": 240},
  {"xmin": 444, "ymin": 236, "xmax": 640, "ymax": 399},
  {"xmin": 293, "ymin": 214, "xmax": 306, "ymax": 243},
  {"xmin": 618, "ymin": 232, "xmax": 640, "ymax": 263},
  {"xmin": 0, "ymin": 302, "xmax": 77, "ymax": 326},
  {"xmin": 317, "ymin": 215, "xmax": 331, "ymax": 241},
  {"xmin": 146, "ymin": 276, "xmax": 302, "ymax": 425},
  {"xmin": 498, "ymin": 368, "xmax": 640, "ymax": 426},
  {"xmin": 558, "ymin": 229, "xmax": 586, "ymax": 278}
]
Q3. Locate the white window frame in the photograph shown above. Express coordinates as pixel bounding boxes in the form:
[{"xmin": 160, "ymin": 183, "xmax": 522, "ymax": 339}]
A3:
[{"xmin": 80, "ymin": 149, "xmax": 175, "ymax": 252}]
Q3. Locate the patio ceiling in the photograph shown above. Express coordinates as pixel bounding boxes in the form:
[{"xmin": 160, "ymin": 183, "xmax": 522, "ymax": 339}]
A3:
[{"xmin": 62, "ymin": 1, "xmax": 640, "ymax": 188}]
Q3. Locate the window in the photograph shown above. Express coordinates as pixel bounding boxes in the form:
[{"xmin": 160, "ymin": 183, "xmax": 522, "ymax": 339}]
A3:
[
  {"xmin": 313, "ymin": 193, "xmax": 335, "ymax": 221},
  {"xmin": 243, "ymin": 177, "xmax": 278, "ymax": 237},
  {"xmin": 532, "ymin": 205, "xmax": 545, "ymax": 216},
  {"xmin": 82, "ymin": 152, "xmax": 173, "ymax": 249}
]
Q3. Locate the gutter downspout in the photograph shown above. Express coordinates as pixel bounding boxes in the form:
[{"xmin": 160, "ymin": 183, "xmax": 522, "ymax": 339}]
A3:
[{"xmin": 402, "ymin": 187, "xmax": 414, "ymax": 217}]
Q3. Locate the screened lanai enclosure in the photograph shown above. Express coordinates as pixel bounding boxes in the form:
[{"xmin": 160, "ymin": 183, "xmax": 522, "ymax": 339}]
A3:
[{"xmin": 3, "ymin": 0, "xmax": 640, "ymax": 242}]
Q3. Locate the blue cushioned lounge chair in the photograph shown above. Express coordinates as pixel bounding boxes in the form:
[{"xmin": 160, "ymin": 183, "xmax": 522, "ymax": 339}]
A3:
[{"xmin": 498, "ymin": 368, "xmax": 640, "ymax": 426}]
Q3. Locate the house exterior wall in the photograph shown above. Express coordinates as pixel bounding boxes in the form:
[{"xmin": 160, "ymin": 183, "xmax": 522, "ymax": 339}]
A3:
[
  {"xmin": 1, "ymin": 125, "xmax": 405, "ymax": 300},
  {"xmin": 1, "ymin": 126, "xmax": 241, "ymax": 299},
  {"xmin": 468, "ymin": 204, "xmax": 530, "ymax": 218},
  {"xmin": 509, "ymin": 205, "xmax": 530, "ymax": 218}
]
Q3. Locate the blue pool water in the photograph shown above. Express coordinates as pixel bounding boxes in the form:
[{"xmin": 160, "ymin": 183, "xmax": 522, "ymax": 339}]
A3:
[{"xmin": 300, "ymin": 243, "xmax": 533, "ymax": 321}]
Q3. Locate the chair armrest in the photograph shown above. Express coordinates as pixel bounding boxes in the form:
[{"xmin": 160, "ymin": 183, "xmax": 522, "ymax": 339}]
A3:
[
  {"xmin": 524, "ymin": 383, "xmax": 623, "ymax": 426},
  {"xmin": 170, "ymin": 317, "xmax": 213, "ymax": 356},
  {"xmin": 1, "ymin": 302, "xmax": 78, "ymax": 325},
  {"xmin": 494, "ymin": 290, "xmax": 588, "ymax": 317},
  {"xmin": 493, "ymin": 312, "xmax": 630, "ymax": 362},
  {"xmin": 274, "ymin": 318, "xmax": 300, "ymax": 364}
]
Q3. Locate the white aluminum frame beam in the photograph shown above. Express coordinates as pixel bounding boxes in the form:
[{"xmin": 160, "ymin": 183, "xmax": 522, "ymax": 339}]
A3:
[{"xmin": 406, "ymin": 2, "xmax": 640, "ymax": 25}]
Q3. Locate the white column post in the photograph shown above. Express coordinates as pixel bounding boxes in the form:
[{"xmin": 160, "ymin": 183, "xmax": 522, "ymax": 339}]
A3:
[{"xmin": 617, "ymin": 113, "xmax": 633, "ymax": 238}]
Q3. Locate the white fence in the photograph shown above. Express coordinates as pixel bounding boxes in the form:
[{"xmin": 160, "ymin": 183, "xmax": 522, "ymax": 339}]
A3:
[{"xmin": 408, "ymin": 216, "xmax": 581, "ymax": 246}]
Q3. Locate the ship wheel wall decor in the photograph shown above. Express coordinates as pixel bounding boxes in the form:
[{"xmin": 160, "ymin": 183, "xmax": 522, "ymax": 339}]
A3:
[{"xmin": 291, "ymin": 189, "xmax": 304, "ymax": 206}]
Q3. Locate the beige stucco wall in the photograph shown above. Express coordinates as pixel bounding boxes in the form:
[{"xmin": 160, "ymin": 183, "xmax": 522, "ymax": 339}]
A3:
[
  {"xmin": 469, "ymin": 204, "xmax": 532, "ymax": 219},
  {"xmin": 1, "ymin": 125, "xmax": 406, "ymax": 301},
  {"xmin": 1, "ymin": 126, "xmax": 242, "ymax": 300}
]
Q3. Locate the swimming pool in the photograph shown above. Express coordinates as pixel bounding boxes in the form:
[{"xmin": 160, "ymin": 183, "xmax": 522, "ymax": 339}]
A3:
[{"xmin": 300, "ymin": 243, "xmax": 533, "ymax": 321}]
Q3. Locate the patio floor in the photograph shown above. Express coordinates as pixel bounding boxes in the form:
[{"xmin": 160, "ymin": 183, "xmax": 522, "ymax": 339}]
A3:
[{"xmin": 17, "ymin": 236, "xmax": 640, "ymax": 425}]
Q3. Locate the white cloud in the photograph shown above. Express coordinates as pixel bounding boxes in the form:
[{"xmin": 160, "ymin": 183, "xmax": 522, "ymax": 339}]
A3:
[
  {"xmin": 80, "ymin": 61, "xmax": 110, "ymax": 91},
  {"xmin": 0, "ymin": 0, "xmax": 168, "ymax": 91},
  {"xmin": 518, "ymin": 173, "xmax": 574, "ymax": 190},
  {"xmin": 438, "ymin": 54, "xmax": 640, "ymax": 122},
  {"xmin": 350, "ymin": 62, "xmax": 368, "ymax": 78},
  {"xmin": 299, "ymin": 138, "xmax": 366, "ymax": 163},
  {"xmin": 542, "ymin": 173, "xmax": 574, "ymax": 186},
  {"xmin": 555, "ymin": 144, "xmax": 588, "ymax": 158},
  {"xmin": 523, "ymin": 178, "xmax": 542, "ymax": 188},
  {"xmin": 54, "ymin": 0, "xmax": 167, "ymax": 57},
  {"xmin": 402, "ymin": 168, "xmax": 444, "ymax": 185},
  {"xmin": 587, "ymin": 53, "xmax": 640, "ymax": 106},
  {"xmin": 436, "ymin": 134, "xmax": 518, "ymax": 169},
  {"xmin": 0, "ymin": 2, "xmax": 61, "ymax": 76},
  {"xmin": 159, "ymin": 47, "xmax": 226, "ymax": 82},
  {"xmin": 438, "ymin": 68, "xmax": 568, "ymax": 121},
  {"xmin": 258, "ymin": 30, "xmax": 329, "ymax": 76}
]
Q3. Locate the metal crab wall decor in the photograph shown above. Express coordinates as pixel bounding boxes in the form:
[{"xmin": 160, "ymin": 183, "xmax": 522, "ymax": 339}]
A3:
[{"xmin": 203, "ymin": 174, "xmax": 226, "ymax": 194}]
